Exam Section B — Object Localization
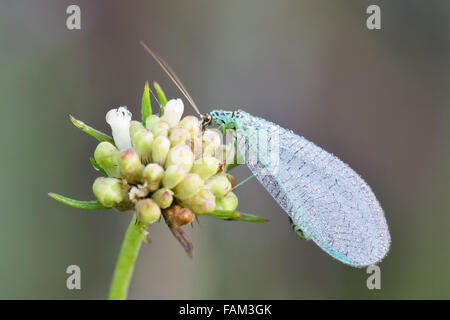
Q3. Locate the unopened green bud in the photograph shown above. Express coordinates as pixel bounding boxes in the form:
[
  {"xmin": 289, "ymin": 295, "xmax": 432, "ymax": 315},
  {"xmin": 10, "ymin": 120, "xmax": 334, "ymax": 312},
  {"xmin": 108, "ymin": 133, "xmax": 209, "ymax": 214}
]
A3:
[
  {"xmin": 92, "ymin": 177, "xmax": 124, "ymax": 207},
  {"xmin": 132, "ymin": 129, "xmax": 154, "ymax": 164},
  {"xmin": 215, "ymin": 191, "xmax": 238, "ymax": 212},
  {"xmin": 145, "ymin": 115, "xmax": 160, "ymax": 131},
  {"xmin": 151, "ymin": 188, "xmax": 174, "ymax": 209},
  {"xmin": 151, "ymin": 136, "xmax": 170, "ymax": 166},
  {"xmin": 163, "ymin": 205, "xmax": 195, "ymax": 228},
  {"xmin": 182, "ymin": 188, "xmax": 216, "ymax": 214},
  {"xmin": 191, "ymin": 156, "xmax": 220, "ymax": 180},
  {"xmin": 173, "ymin": 173, "xmax": 204, "ymax": 200},
  {"xmin": 136, "ymin": 199, "xmax": 161, "ymax": 226},
  {"xmin": 202, "ymin": 129, "xmax": 222, "ymax": 156},
  {"xmin": 142, "ymin": 163, "xmax": 164, "ymax": 191},
  {"xmin": 162, "ymin": 165, "xmax": 186, "ymax": 189},
  {"xmin": 94, "ymin": 142, "xmax": 120, "ymax": 178},
  {"xmin": 165, "ymin": 144, "xmax": 194, "ymax": 172},
  {"xmin": 205, "ymin": 174, "xmax": 232, "ymax": 197},
  {"xmin": 118, "ymin": 149, "xmax": 144, "ymax": 184},
  {"xmin": 129, "ymin": 120, "xmax": 145, "ymax": 140},
  {"xmin": 179, "ymin": 115, "xmax": 200, "ymax": 139},
  {"xmin": 169, "ymin": 126, "xmax": 190, "ymax": 146},
  {"xmin": 151, "ymin": 120, "xmax": 170, "ymax": 137}
]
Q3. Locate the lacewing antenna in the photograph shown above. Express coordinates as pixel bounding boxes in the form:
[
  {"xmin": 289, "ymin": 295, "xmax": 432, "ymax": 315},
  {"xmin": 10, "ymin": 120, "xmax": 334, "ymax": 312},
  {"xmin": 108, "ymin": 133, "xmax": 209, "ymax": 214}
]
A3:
[{"xmin": 139, "ymin": 40, "xmax": 201, "ymax": 115}]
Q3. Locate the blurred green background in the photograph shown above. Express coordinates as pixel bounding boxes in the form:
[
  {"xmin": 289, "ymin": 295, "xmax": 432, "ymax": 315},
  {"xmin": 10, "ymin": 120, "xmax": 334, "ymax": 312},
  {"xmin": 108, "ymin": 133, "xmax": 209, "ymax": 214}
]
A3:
[{"xmin": 1, "ymin": 0, "xmax": 449, "ymax": 299}]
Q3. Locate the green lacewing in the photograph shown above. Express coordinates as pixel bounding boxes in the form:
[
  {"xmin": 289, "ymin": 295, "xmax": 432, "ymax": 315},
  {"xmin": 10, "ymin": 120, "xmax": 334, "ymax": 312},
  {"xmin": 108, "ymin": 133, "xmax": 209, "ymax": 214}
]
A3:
[{"xmin": 140, "ymin": 41, "xmax": 390, "ymax": 267}]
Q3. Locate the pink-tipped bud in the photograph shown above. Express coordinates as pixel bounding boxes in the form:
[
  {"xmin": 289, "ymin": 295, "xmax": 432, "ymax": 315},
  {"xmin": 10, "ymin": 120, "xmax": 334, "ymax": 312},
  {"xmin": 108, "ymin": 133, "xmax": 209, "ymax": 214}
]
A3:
[
  {"xmin": 202, "ymin": 129, "xmax": 222, "ymax": 157},
  {"xmin": 118, "ymin": 149, "xmax": 144, "ymax": 184},
  {"xmin": 132, "ymin": 129, "xmax": 154, "ymax": 164},
  {"xmin": 182, "ymin": 188, "xmax": 216, "ymax": 214},
  {"xmin": 145, "ymin": 115, "xmax": 160, "ymax": 130},
  {"xmin": 92, "ymin": 177, "xmax": 125, "ymax": 208},
  {"xmin": 191, "ymin": 156, "xmax": 220, "ymax": 180},
  {"xmin": 179, "ymin": 115, "xmax": 200, "ymax": 139},
  {"xmin": 151, "ymin": 120, "xmax": 170, "ymax": 137},
  {"xmin": 94, "ymin": 141, "xmax": 121, "ymax": 178},
  {"xmin": 142, "ymin": 163, "xmax": 164, "ymax": 191},
  {"xmin": 162, "ymin": 165, "xmax": 186, "ymax": 189},
  {"xmin": 169, "ymin": 126, "xmax": 191, "ymax": 147},
  {"xmin": 129, "ymin": 120, "xmax": 145, "ymax": 140},
  {"xmin": 165, "ymin": 144, "xmax": 194, "ymax": 172},
  {"xmin": 136, "ymin": 199, "xmax": 161, "ymax": 226},
  {"xmin": 173, "ymin": 173, "xmax": 204, "ymax": 200},
  {"xmin": 151, "ymin": 136, "xmax": 170, "ymax": 166},
  {"xmin": 205, "ymin": 174, "xmax": 232, "ymax": 197},
  {"xmin": 215, "ymin": 192, "xmax": 238, "ymax": 212},
  {"xmin": 151, "ymin": 188, "xmax": 174, "ymax": 209}
]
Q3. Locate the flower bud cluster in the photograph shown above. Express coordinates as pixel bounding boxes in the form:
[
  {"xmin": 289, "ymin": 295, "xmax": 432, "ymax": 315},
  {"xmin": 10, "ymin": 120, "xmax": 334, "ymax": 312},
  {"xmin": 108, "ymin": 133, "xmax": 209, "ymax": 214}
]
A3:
[{"xmin": 92, "ymin": 100, "xmax": 238, "ymax": 227}]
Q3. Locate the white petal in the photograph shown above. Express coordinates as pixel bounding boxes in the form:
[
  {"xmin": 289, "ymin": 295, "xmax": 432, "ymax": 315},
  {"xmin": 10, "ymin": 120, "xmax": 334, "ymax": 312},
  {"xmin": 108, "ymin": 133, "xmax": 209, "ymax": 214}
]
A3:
[
  {"xmin": 106, "ymin": 106, "xmax": 132, "ymax": 151},
  {"xmin": 161, "ymin": 99, "xmax": 184, "ymax": 127}
]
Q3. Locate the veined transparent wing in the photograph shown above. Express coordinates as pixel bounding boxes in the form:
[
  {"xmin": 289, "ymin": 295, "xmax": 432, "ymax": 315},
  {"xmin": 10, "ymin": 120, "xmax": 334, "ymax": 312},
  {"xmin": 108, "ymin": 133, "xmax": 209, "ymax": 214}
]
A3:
[{"xmin": 235, "ymin": 110, "xmax": 390, "ymax": 267}]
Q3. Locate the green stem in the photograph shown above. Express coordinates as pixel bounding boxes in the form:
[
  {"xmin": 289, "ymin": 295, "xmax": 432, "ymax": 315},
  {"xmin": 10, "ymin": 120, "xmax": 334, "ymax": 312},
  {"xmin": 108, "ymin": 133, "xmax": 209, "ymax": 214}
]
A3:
[{"xmin": 108, "ymin": 215, "xmax": 146, "ymax": 300}]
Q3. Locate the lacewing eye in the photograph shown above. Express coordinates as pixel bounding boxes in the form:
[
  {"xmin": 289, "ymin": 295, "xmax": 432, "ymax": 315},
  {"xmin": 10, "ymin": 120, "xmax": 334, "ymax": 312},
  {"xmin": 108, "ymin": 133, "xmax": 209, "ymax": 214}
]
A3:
[{"xmin": 204, "ymin": 115, "xmax": 211, "ymax": 123}]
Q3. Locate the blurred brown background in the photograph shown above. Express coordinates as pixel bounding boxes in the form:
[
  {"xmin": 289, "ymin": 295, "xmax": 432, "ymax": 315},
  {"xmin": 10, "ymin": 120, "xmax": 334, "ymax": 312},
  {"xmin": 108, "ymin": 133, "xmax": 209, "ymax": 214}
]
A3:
[{"xmin": 0, "ymin": 0, "xmax": 449, "ymax": 299}]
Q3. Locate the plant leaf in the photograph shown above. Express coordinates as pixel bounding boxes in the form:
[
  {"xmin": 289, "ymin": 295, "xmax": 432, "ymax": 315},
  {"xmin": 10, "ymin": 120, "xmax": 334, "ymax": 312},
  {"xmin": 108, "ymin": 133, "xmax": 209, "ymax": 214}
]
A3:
[
  {"xmin": 203, "ymin": 210, "xmax": 268, "ymax": 223},
  {"xmin": 48, "ymin": 192, "xmax": 109, "ymax": 210},
  {"xmin": 90, "ymin": 157, "xmax": 107, "ymax": 175},
  {"xmin": 153, "ymin": 81, "xmax": 168, "ymax": 115},
  {"xmin": 69, "ymin": 115, "xmax": 115, "ymax": 145},
  {"xmin": 141, "ymin": 81, "xmax": 152, "ymax": 125}
]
